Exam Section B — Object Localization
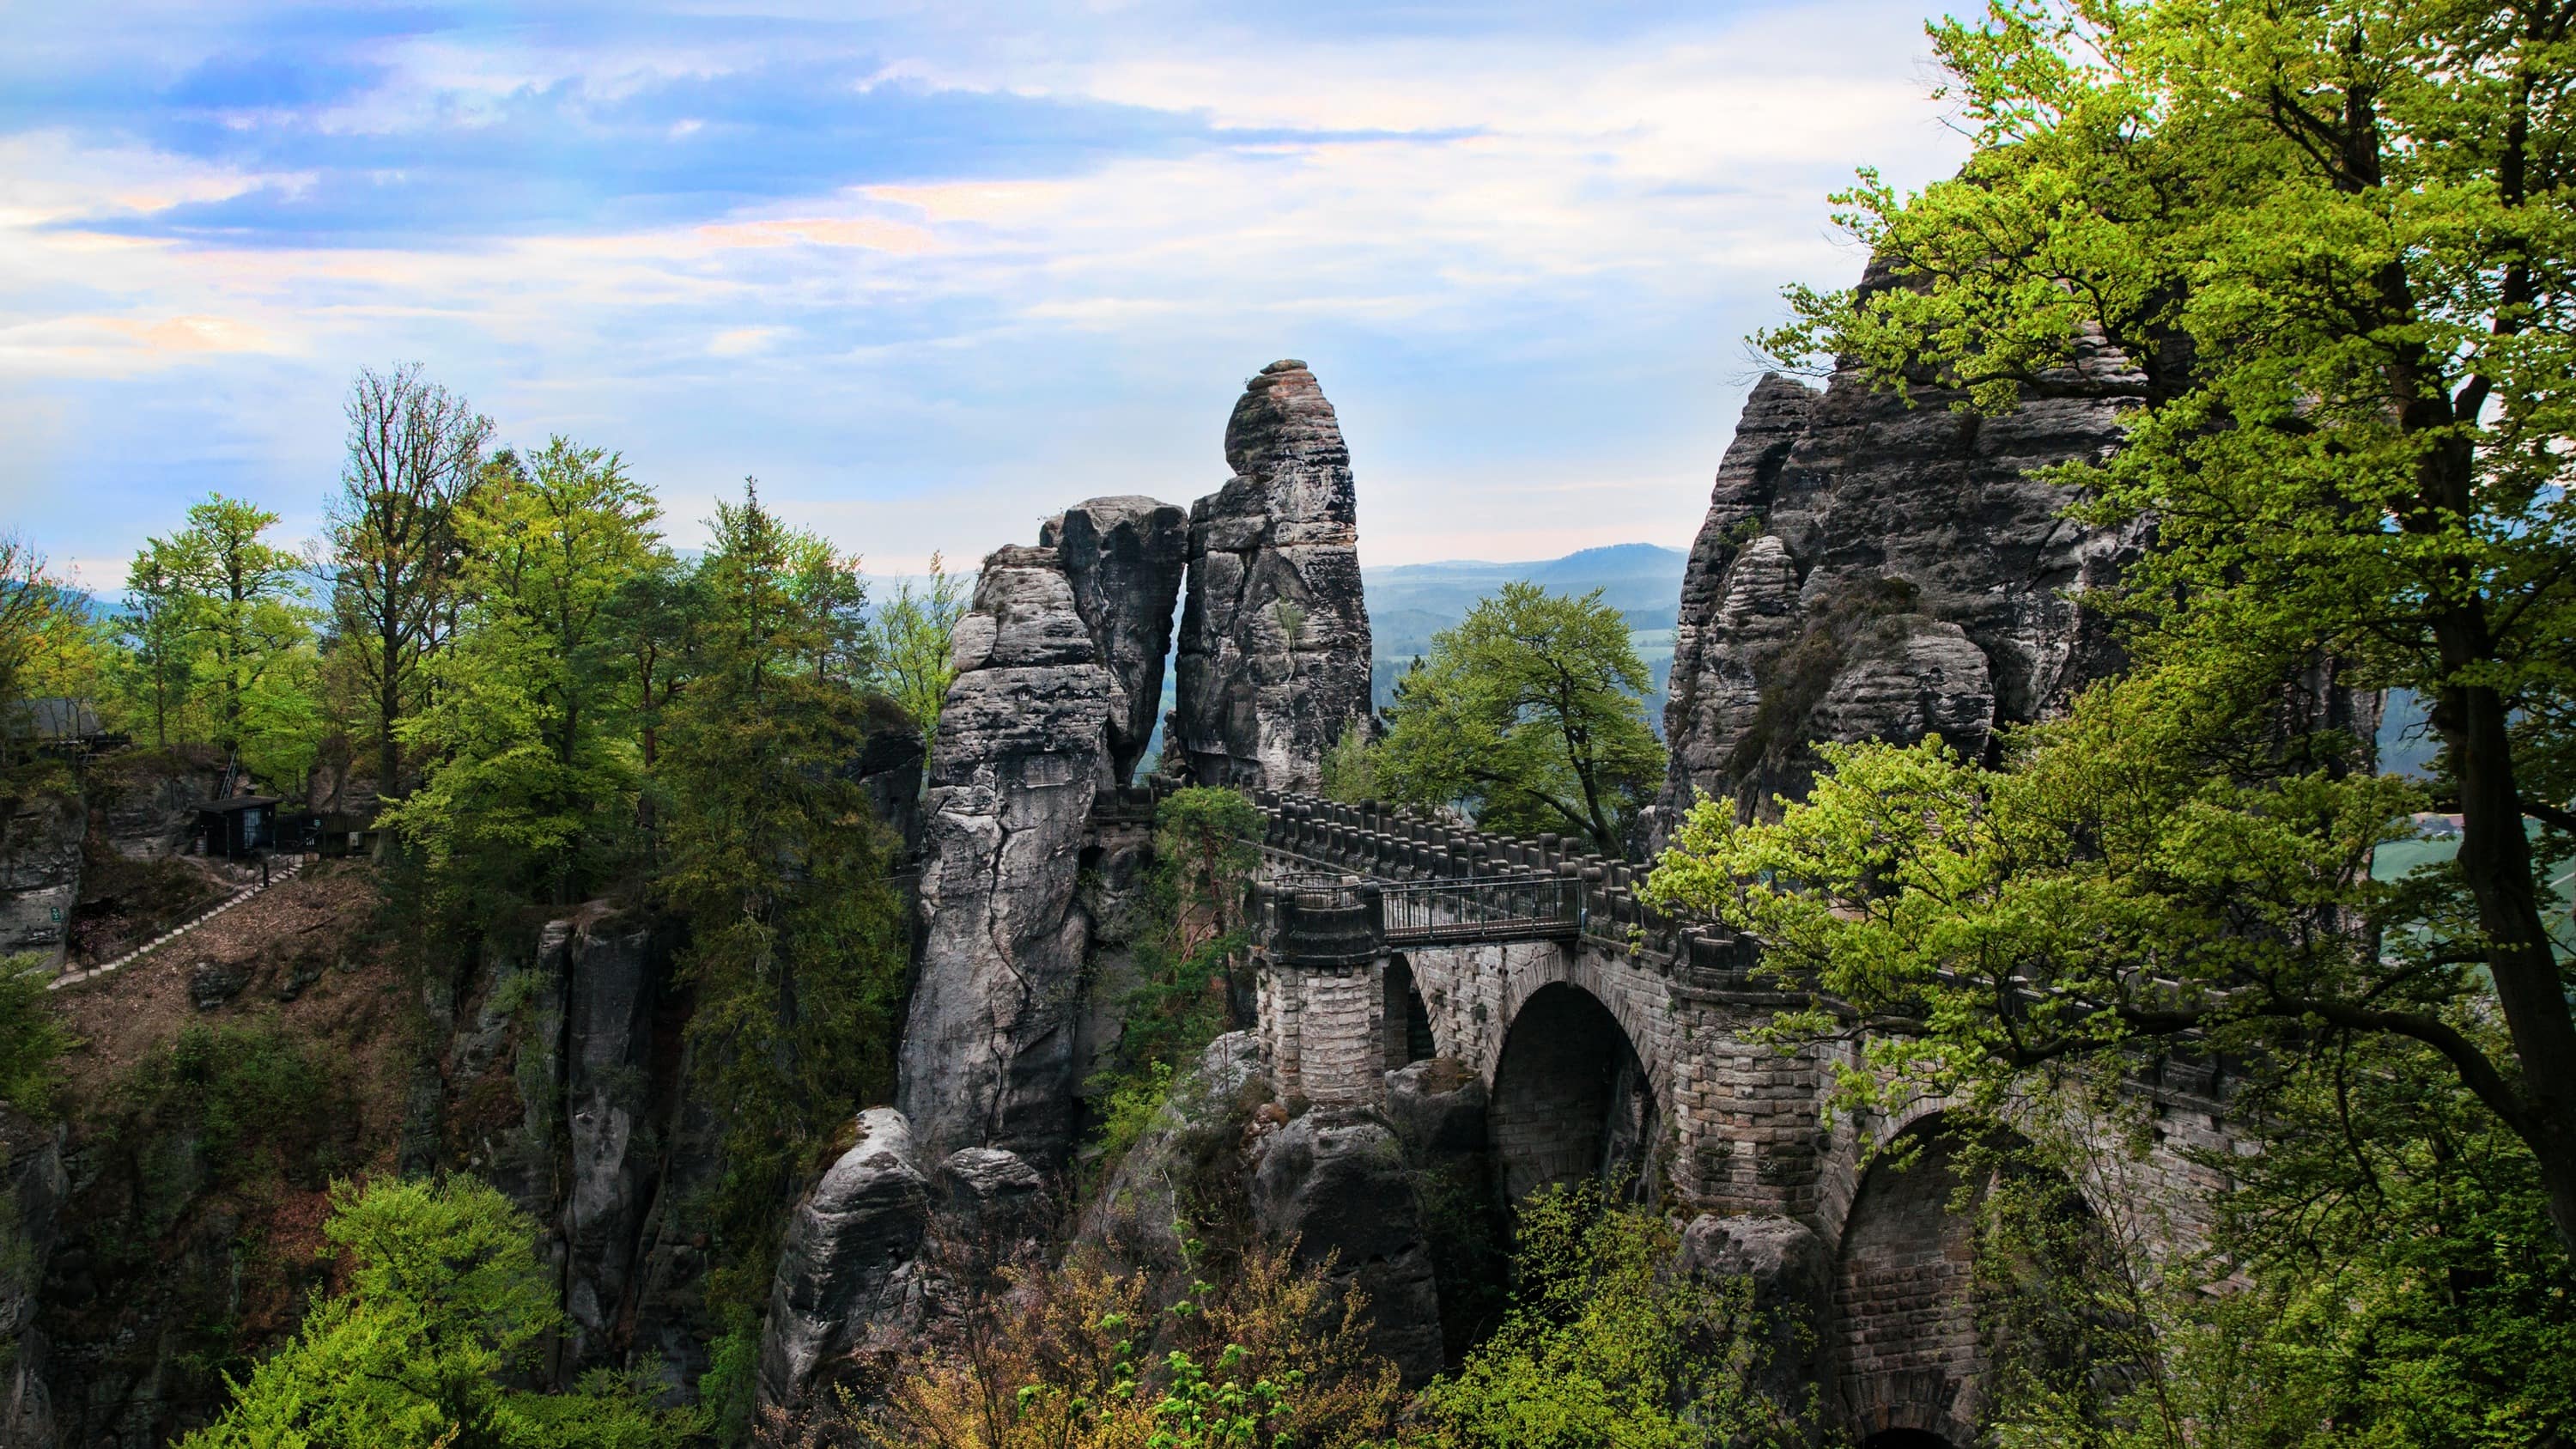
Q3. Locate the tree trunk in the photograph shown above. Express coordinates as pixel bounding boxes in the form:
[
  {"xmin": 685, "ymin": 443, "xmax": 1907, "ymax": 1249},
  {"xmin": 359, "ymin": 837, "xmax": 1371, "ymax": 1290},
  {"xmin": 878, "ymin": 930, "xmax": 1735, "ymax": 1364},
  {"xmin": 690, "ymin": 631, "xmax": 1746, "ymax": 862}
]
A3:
[{"xmin": 2439, "ymin": 667, "xmax": 2576, "ymax": 1255}]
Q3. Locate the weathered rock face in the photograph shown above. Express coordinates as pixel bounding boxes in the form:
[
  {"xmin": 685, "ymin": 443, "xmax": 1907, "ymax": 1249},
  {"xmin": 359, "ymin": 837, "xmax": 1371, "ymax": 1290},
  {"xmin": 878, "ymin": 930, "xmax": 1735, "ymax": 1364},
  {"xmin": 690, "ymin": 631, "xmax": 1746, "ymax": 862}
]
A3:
[
  {"xmin": 1661, "ymin": 350, "xmax": 2141, "ymax": 823},
  {"xmin": 1078, "ymin": 1031, "xmax": 1267, "ymax": 1277},
  {"xmin": 1170, "ymin": 361, "xmax": 1374, "ymax": 792},
  {"xmin": 1249, "ymin": 1105, "xmax": 1444, "ymax": 1387},
  {"xmin": 898, "ymin": 547, "xmax": 1118, "ymax": 1168},
  {"xmin": 0, "ymin": 788, "xmax": 82, "ymax": 966},
  {"xmin": 89, "ymin": 750, "xmax": 228, "ymax": 861},
  {"xmin": 2, "ymin": 1107, "xmax": 65, "ymax": 1449},
  {"xmin": 1042, "ymin": 497, "xmax": 1189, "ymax": 788},
  {"xmin": 561, "ymin": 910, "xmax": 660, "ymax": 1373},
  {"xmin": 755, "ymin": 1109, "xmax": 934, "ymax": 1414},
  {"xmin": 1680, "ymin": 1213, "xmax": 1833, "ymax": 1443}
]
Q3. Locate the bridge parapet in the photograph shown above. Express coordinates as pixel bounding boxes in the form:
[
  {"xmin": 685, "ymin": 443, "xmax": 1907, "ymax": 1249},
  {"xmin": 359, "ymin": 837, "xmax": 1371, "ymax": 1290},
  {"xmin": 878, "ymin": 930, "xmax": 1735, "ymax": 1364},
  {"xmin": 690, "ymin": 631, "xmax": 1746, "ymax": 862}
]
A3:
[{"xmin": 1245, "ymin": 788, "xmax": 1760, "ymax": 983}]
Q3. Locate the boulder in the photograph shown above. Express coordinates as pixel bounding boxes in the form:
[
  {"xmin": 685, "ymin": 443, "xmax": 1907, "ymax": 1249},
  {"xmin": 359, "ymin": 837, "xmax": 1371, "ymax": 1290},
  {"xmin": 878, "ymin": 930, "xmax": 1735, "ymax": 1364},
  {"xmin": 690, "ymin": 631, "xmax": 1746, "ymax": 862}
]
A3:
[
  {"xmin": 1660, "ymin": 302, "xmax": 2144, "ymax": 825},
  {"xmin": 1679, "ymin": 1212, "xmax": 1833, "ymax": 1441},
  {"xmin": 1383, "ymin": 1059, "xmax": 1487, "ymax": 1160},
  {"xmin": 1249, "ymin": 1105, "xmax": 1444, "ymax": 1387},
  {"xmin": 187, "ymin": 961, "xmax": 244, "ymax": 1011},
  {"xmin": 897, "ymin": 546, "xmax": 1118, "ymax": 1170},
  {"xmin": 755, "ymin": 1109, "xmax": 935, "ymax": 1414},
  {"xmin": 1042, "ymin": 497, "xmax": 1189, "ymax": 787},
  {"xmin": 1170, "ymin": 361, "xmax": 1375, "ymax": 791}
]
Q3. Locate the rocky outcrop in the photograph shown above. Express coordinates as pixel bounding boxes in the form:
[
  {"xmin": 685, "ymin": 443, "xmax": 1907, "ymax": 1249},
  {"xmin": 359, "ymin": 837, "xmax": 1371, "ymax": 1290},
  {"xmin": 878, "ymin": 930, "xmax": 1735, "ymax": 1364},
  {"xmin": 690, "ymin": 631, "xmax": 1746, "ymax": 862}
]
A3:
[
  {"xmin": 1080, "ymin": 1031, "xmax": 1268, "ymax": 1276},
  {"xmin": 0, "ymin": 788, "xmax": 82, "ymax": 966},
  {"xmin": 561, "ymin": 910, "xmax": 660, "ymax": 1373},
  {"xmin": 1250, "ymin": 1105, "xmax": 1444, "ymax": 1386},
  {"xmin": 89, "ymin": 750, "xmax": 228, "ymax": 861},
  {"xmin": 1680, "ymin": 1213, "xmax": 1833, "ymax": 1442},
  {"xmin": 1170, "ymin": 361, "xmax": 1374, "ymax": 792},
  {"xmin": 1042, "ymin": 497, "xmax": 1189, "ymax": 787},
  {"xmin": 1661, "ymin": 340, "xmax": 2141, "ymax": 823},
  {"xmin": 897, "ymin": 547, "xmax": 1118, "ymax": 1168},
  {"xmin": 755, "ymin": 1109, "xmax": 934, "ymax": 1414},
  {"xmin": 2, "ymin": 1107, "xmax": 65, "ymax": 1449}
]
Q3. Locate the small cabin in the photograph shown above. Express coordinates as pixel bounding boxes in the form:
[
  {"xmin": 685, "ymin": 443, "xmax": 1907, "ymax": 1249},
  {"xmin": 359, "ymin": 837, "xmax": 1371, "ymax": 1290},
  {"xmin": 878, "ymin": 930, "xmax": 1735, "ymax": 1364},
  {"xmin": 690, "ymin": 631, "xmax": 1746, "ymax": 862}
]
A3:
[{"xmin": 198, "ymin": 795, "xmax": 283, "ymax": 860}]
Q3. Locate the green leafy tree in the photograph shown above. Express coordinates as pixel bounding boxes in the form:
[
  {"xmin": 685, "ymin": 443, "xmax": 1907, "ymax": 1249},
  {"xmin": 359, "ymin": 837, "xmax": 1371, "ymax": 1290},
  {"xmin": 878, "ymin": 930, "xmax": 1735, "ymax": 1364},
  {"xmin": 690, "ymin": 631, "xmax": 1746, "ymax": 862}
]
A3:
[
  {"xmin": 0, "ymin": 536, "xmax": 78, "ymax": 770},
  {"xmin": 328, "ymin": 363, "xmax": 491, "ymax": 798},
  {"xmin": 386, "ymin": 439, "xmax": 659, "ymax": 906},
  {"xmin": 1316, "ymin": 721, "xmax": 1380, "ymax": 805},
  {"xmin": 183, "ymin": 1176, "xmax": 684, "ymax": 1449},
  {"xmin": 658, "ymin": 482, "xmax": 908, "ymax": 1321},
  {"xmin": 1376, "ymin": 582, "xmax": 1663, "ymax": 855},
  {"xmin": 117, "ymin": 540, "xmax": 200, "ymax": 750},
  {"xmin": 180, "ymin": 496, "xmax": 312, "ymax": 760},
  {"xmin": 872, "ymin": 551, "xmax": 969, "ymax": 744},
  {"xmin": 1417, "ymin": 1183, "xmax": 1798, "ymax": 1449},
  {"xmin": 1732, "ymin": 0, "xmax": 2576, "ymax": 1251}
]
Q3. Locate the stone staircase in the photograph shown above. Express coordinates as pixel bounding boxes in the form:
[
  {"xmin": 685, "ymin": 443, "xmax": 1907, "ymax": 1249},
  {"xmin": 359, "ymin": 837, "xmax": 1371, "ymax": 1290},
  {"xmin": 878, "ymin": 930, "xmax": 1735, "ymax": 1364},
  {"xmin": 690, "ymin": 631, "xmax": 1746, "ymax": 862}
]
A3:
[{"xmin": 49, "ymin": 856, "xmax": 309, "ymax": 991}]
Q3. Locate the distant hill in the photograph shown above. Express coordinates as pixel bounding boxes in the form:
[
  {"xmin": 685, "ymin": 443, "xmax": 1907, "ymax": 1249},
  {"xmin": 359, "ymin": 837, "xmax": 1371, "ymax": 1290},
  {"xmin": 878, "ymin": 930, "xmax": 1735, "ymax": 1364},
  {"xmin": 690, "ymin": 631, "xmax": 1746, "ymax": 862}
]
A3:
[{"xmin": 1361, "ymin": 543, "xmax": 1689, "ymax": 727}]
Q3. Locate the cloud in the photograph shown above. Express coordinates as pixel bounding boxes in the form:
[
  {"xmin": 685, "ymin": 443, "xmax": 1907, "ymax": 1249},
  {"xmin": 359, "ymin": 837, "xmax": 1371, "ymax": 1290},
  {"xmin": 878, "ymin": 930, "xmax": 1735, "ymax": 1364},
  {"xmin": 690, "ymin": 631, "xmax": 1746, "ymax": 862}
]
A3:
[{"xmin": 0, "ymin": 0, "xmax": 1971, "ymax": 578}]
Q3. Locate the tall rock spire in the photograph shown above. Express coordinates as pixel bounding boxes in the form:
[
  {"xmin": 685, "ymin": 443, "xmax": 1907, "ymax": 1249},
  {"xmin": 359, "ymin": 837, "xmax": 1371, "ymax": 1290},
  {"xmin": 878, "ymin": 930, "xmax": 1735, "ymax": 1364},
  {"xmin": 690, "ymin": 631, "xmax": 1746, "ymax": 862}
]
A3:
[{"xmin": 1169, "ymin": 359, "xmax": 1375, "ymax": 791}]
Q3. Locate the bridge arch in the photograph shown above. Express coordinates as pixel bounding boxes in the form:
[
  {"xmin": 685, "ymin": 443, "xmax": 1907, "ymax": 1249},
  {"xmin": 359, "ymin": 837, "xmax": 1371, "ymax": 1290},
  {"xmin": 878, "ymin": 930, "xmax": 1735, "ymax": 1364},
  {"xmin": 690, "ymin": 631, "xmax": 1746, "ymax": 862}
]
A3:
[
  {"xmin": 1382, "ymin": 954, "xmax": 1435, "ymax": 1070},
  {"xmin": 1834, "ymin": 1111, "xmax": 2111, "ymax": 1444},
  {"xmin": 1487, "ymin": 981, "xmax": 1662, "ymax": 1207}
]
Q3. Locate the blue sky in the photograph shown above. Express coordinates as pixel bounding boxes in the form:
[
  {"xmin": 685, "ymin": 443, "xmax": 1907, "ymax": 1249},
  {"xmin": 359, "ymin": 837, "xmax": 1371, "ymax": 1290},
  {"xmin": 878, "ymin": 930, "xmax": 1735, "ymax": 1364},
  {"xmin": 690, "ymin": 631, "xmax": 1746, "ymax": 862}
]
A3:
[{"xmin": 0, "ymin": 0, "xmax": 1971, "ymax": 588}]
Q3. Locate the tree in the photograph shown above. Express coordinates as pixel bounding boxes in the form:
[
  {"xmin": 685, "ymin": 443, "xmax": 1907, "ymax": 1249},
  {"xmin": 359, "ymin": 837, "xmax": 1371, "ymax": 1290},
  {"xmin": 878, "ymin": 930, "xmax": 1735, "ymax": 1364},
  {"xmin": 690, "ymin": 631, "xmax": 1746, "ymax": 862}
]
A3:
[
  {"xmin": 0, "ymin": 537, "xmax": 76, "ymax": 769},
  {"xmin": 182, "ymin": 1176, "xmax": 683, "ymax": 1449},
  {"xmin": 872, "ymin": 551, "xmax": 969, "ymax": 744},
  {"xmin": 1376, "ymin": 582, "xmax": 1663, "ymax": 855},
  {"xmin": 1726, "ymin": 0, "xmax": 2576, "ymax": 1254},
  {"xmin": 149, "ymin": 496, "xmax": 313, "ymax": 763},
  {"xmin": 386, "ymin": 439, "xmax": 659, "ymax": 906},
  {"xmin": 658, "ymin": 482, "xmax": 908, "ymax": 1320},
  {"xmin": 117, "ymin": 540, "xmax": 197, "ymax": 750},
  {"xmin": 329, "ymin": 364, "xmax": 491, "ymax": 799}
]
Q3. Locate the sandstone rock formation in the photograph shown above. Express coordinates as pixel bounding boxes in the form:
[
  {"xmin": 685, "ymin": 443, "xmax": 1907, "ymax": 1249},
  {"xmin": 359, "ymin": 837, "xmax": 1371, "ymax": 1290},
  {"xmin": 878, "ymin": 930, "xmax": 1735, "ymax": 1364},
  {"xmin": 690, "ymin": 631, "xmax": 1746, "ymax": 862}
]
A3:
[
  {"xmin": 1079, "ymin": 1031, "xmax": 1267, "ymax": 1275},
  {"xmin": 756, "ymin": 1109, "xmax": 933, "ymax": 1413},
  {"xmin": 1680, "ymin": 1213, "xmax": 1833, "ymax": 1442},
  {"xmin": 1170, "ymin": 361, "xmax": 1374, "ymax": 792},
  {"xmin": 560, "ymin": 910, "xmax": 660, "ymax": 1373},
  {"xmin": 1250, "ymin": 1105, "xmax": 1444, "ymax": 1386},
  {"xmin": 1660, "ymin": 348, "xmax": 2141, "ymax": 823},
  {"xmin": 1042, "ymin": 497, "xmax": 1189, "ymax": 787},
  {"xmin": 0, "ymin": 789, "xmax": 82, "ymax": 965},
  {"xmin": 897, "ymin": 547, "xmax": 1118, "ymax": 1167},
  {"xmin": 1, "ymin": 1106, "xmax": 64, "ymax": 1448}
]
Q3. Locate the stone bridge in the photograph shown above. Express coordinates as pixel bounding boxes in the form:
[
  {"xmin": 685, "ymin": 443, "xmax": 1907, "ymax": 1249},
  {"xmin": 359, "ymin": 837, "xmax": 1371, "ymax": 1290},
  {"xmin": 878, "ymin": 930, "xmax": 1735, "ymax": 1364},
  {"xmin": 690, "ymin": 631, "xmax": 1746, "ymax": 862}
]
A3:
[{"xmin": 1238, "ymin": 788, "xmax": 2242, "ymax": 1447}]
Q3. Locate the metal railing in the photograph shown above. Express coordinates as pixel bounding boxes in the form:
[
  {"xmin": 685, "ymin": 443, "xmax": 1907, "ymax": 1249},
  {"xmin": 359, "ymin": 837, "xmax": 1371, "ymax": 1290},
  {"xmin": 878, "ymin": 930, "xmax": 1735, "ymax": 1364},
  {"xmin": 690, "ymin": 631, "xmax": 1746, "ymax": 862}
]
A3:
[{"xmin": 1381, "ymin": 873, "xmax": 1579, "ymax": 946}]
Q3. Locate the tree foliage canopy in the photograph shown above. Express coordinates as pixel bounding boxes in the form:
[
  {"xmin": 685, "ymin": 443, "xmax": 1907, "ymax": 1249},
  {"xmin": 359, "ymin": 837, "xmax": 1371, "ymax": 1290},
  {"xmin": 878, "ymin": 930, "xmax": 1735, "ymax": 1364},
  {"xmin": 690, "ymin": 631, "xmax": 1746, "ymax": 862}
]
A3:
[
  {"xmin": 1716, "ymin": 0, "xmax": 2576, "ymax": 1253},
  {"xmin": 1376, "ymin": 582, "xmax": 1663, "ymax": 855}
]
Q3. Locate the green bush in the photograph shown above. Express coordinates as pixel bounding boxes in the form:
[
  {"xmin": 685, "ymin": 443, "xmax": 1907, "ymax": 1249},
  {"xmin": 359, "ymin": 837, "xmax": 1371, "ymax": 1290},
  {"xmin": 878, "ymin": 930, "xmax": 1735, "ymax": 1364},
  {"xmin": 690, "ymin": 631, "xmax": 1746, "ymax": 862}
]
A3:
[
  {"xmin": 0, "ymin": 951, "xmax": 73, "ymax": 1119},
  {"xmin": 1417, "ymin": 1183, "xmax": 1798, "ymax": 1449}
]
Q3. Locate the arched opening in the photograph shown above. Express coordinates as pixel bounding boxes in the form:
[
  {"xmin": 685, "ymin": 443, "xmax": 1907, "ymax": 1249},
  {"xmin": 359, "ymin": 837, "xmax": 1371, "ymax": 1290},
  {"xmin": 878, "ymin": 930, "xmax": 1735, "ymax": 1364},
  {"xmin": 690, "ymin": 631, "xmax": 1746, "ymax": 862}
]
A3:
[
  {"xmin": 1382, "ymin": 955, "xmax": 1435, "ymax": 1069},
  {"xmin": 1835, "ymin": 1115, "xmax": 2112, "ymax": 1444},
  {"xmin": 1486, "ymin": 983, "xmax": 1659, "ymax": 1207},
  {"xmin": 1836, "ymin": 1118, "xmax": 1983, "ymax": 1440}
]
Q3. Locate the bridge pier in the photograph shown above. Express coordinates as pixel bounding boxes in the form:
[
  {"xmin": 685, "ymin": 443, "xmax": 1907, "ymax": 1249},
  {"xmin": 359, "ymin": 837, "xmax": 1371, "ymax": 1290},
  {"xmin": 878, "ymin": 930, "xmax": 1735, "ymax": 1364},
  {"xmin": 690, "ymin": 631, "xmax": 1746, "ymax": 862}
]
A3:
[{"xmin": 1255, "ymin": 879, "xmax": 1393, "ymax": 1109}]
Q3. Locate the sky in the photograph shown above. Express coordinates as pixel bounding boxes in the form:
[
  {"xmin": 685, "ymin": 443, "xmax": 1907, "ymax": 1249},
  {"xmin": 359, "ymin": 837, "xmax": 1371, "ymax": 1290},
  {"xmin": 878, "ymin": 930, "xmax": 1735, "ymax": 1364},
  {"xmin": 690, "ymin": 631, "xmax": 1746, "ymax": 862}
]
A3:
[{"xmin": 0, "ymin": 0, "xmax": 1973, "ymax": 591}]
